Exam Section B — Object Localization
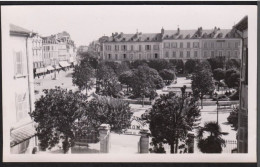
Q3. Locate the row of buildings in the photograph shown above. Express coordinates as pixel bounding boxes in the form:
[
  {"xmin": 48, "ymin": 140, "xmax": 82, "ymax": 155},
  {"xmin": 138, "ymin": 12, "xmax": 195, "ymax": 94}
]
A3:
[
  {"xmin": 3, "ymin": 24, "xmax": 77, "ymax": 154},
  {"xmin": 98, "ymin": 26, "xmax": 242, "ymax": 62},
  {"xmin": 31, "ymin": 30, "xmax": 77, "ymax": 76}
]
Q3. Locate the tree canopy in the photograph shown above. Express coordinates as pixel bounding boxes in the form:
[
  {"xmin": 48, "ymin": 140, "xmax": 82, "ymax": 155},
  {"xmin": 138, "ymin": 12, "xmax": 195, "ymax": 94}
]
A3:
[
  {"xmin": 159, "ymin": 69, "xmax": 176, "ymax": 81},
  {"xmin": 191, "ymin": 62, "xmax": 214, "ymax": 108},
  {"xmin": 207, "ymin": 57, "xmax": 225, "ymax": 71},
  {"xmin": 72, "ymin": 62, "xmax": 95, "ymax": 94},
  {"xmin": 30, "ymin": 87, "xmax": 89, "ymax": 153},
  {"xmin": 148, "ymin": 91, "xmax": 200, "ymax": 153},
  {"xmin": 197, "ymin": 121, "xmax": 227, "ymax": 153},
  {"xmin": 96, "ymin": 63, "xmax": 121, "ymax": 97},
  {"xmin": 224, "ymin": 69, "xmax": 240, "ymax": 88},
  {"xmin": 87, "ymin": 95, "xmax": 133, "ymax": 132},
  {"xmin": 184, "ymin": 59, "xmax": 199, "ymax": 74},
  {"xmin": 130, "ymin": 65, "xmax": 164, "ymax": 97}
]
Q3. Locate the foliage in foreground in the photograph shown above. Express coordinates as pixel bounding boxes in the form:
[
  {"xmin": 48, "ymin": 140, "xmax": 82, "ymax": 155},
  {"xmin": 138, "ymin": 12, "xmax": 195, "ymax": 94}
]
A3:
[
  {"xmin": 148, "ymin": 91, "xmax": 201, "ymax": 153},
  {"xmin": 30, "ymin": 87, "xmax": 89, "ymax": 153},
  {"xmin": 197, "ymin": 121, "xmax": 227, "ymax": 153}
]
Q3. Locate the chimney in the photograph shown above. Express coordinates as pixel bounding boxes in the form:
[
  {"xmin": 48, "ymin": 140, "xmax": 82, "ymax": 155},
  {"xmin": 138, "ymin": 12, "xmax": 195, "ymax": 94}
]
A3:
[
  {"xmin": 177, "ymin": 27, "xmax": 180, "ymax": 34},
  {"xmin": 161, "ymin": 27, "xmax": 164, "ymax": 34}
]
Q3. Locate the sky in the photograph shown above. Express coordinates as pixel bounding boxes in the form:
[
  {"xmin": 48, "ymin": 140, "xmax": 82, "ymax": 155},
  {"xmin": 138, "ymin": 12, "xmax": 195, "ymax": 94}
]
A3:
[{"xmin": 2, "ymin": 5, "xmax": 250, "ymax": 46}]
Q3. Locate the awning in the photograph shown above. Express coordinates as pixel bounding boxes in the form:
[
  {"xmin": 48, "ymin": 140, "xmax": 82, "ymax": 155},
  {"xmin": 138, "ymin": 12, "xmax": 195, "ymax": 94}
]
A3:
[
  {"xmin": 10, "ymin": 122, "xmax": 36, "ymax": 147},
  {"xmin": 59, "ymin": 61, "xmax": 71, "ymax": 67},
  {"xmin": 35, "ymin": 68, "xmax": 47, "ymax": 74},
  {"xmin": 53, "ymin": 65, "xmax": 61, "ymax": 69},
  {"xmin": 46, "ymin": 65, "xmax": 55, "ymax": 71}
]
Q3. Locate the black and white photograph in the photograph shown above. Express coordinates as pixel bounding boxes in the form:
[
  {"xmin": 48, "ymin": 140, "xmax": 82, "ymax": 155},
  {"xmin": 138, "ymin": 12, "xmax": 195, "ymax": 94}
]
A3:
[{"xmin": 1, "ymin": 4, "xmax": 257, "ymax": 162}]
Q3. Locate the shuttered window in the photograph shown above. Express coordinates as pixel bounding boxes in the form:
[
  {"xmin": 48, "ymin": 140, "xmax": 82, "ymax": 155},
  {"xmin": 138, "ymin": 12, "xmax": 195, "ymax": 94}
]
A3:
[
  {"xmin": 14, "ymin": 51, "xmax": 23, "ymax": 76},
  {"xmin": 15, "ymin": 92, "xmax": 28, "ymax": 122}
]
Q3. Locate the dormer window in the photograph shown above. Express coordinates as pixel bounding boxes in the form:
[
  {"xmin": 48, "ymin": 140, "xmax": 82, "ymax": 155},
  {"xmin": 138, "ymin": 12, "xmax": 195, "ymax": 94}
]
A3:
[{"xmin": 147, "ymin": 37, "xmax": 150, "ymax": 41}]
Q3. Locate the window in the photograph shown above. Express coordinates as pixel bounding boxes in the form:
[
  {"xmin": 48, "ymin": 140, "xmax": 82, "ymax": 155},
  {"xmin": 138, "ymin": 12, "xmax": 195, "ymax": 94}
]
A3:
[
  {"xmin": 218, "ymin": 51, "xmax": 223, "ymax": 57},
  {"xmin": 115, "ymin": 54, "xmax": 118, "ymax": 60},
  {"xmin": 180, "ymin": 51, "xmax": 183, "ymax": 58},
  {"xmin": 115, "ymin": 45, "xmax": 119, "ymax": 51},
  {"xmin": 139, "ymin": 54, "xmax": 142, "ymax": 59},
  {"xmin": 187, "ymin": 42, "xmax": 190, "ymax": 48},
  {"xmin": 14, "ymin": 51, "xmax": 23, "ymax": 76},
  {"xmin": 164, "ymin": 42, "xmax": 170, "ymax": 48},
  {"xmin": 165, "ymin": 51, "xmax": 169, "ymax": 58},
  {"xmin": 147, "ymin": 53, "xmax": 151, "ymax": 59},
  {"xmin": 193, "ymin": 42, "xmax": 199, "ymax": 48},
  {"xmin": 203, "ymin": 51, "xmax": 208, "ymax": 58},
  {"xmin": 172, "ymin": 51, "xmax": 176, "ymax": 58},
  {"xmin": 108, "ymin": 54, "xmax": 111, "ymax": 59},
  {"xmin": 171, "ymin": 42, "xmax": 177, "ymax": 48},
  {"xmin": 153, "ymin": 45, "xmax": 159, "ymax": 50},
  {"xmin": 121, "ymin": 45, "xmax": 127, "ymax": 51},
  {"xmin": 194, "ymin": 51, "xmax": 198, "ymax": 58},
  {"xmin": 139, "ymin": 45, "xmax": 142, "ymax": 51},
  {"xmin": 15, "ymin": 92, "xmax": 28, "ymax": 122},
  {"xmin": 204, "ymin": 42, "xmax": 207, "ymax": 48},
  {"xmin": 131, "ymin": 45, "xmax": 134, "ymax": 51},
  {"xmin": 180, "ymin": 42, "xmax": 183, "ymax": 48},
  {"xmin": 123, "ymin": 54, "xmax": 127, "ymax": 59},
  {"xmin": 145, "ymin": 45, "xmax": 151, "ymax": 50},
  {"xmin": 154, "ymin": 53, "xmax": 158, "ymax": 59},
  {"xmin": 211, "ymin": 51, "xmax": 215, "ymax": 58},
  {"xmin": 211, "ymin": 42, "xmax": 214, "ymax": 48},
  {"xmin": 227, "ymin": 51, "xmax": 231, "ymax": 58},
  {"xmin": 234, "ymin": 51, "xmax": 238, "ymax": 58},
  {"xmin": 187, "ymin": 51, "xmax": 190, "ymax": 58}
]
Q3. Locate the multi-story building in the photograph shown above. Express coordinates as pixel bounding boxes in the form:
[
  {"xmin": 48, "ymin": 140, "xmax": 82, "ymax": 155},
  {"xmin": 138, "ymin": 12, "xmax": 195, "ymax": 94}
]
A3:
[
  {"xmin": 100, "ymin": 27, "xmax": 242, "ymax": 62},
  {"xmin": 42, "ymin": 36, "xmax": 59, "ymax": 71},
  {"xmin": 32, "ymin": 34, "xmax": 44, "ymax": 76},
  {"xmin": 233, "ymin": 16, "xmax": 248, "ymax": 153},
  {"xmin": 3, "ymin": 24, "xmax": 37, "ymax": 154}
]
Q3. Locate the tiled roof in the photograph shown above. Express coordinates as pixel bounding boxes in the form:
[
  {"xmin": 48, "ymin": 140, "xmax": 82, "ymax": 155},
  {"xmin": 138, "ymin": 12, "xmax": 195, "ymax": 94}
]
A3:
[
  {"xmin": 10, "ymin": 122, "xmax": 36, "ymax": 147},
  {"xmin": 103, "ymin": 27, "xmax": 234, "ymax": 43},
  {"xmin": 10, "ymin": 24, "xmax": 35, "ymax": 36}
]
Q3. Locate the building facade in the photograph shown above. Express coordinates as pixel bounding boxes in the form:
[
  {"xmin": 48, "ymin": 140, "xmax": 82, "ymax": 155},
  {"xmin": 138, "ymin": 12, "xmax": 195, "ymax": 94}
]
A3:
[
  {"xmin": 100, "ymin": 27, "xmax": 242, "ymax": 62},
  {"xmin": 42, "ymin": 36, "xmax": 59, "ymax": 67},
  {"xmin": 234, "ymin": 16, "xmax": 248, "ymax": 153},
  {"xmin": 32, "ymin": 34, "xmax": 44, "ymax": 70},
  {"xmin": 3, "ymin": 24, "xmax": 37, "ymax": 154}
]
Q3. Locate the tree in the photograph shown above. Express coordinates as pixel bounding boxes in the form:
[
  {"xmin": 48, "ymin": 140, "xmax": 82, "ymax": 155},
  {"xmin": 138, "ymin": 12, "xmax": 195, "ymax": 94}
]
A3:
[
  {"xmin": 207, "ymin": 57, "xmax": 225, "ymax": 71},
  {"xmin": 169, "ymin": 59, "xmax": 184, "ymax": 74},
  {"xmin": 72, "ymin": 62, "xmax": 95, "ymax": 94},
  {"xmin": 78, "ymin": 51, "xmax": 99, "ymax": 69},
  {"xmin": 191, "ymin": 63, "xmax": 215, "ymax": 108},
  {"xmin": 87, "ymin": 95, "xmax": 133, "ymax": 131},
  {"xmin": 224, "ymin": 69, "xmax": 240, "ymax": 88},
  {"xmin": 130, "ymin": 65, "xmax": 163, "ymax": 98},
  {"xmin": 148, "ymin": 92, "xmax": 200, "ymax": 153},
  {"xmin": 119, "ymin": 70, "xmax": 133, "ymax": 92},
  {"xmin": 226, "ymin": 59, "xmax": 241, "ymax": 70},
  {"xmin": 184, "ymin": 59, "xmax": 199, "ymax": 74},
  {"xmin": 227, "ymin": 106, "xmax": 239, "ymax": 130},
  {"xmin": 30, "ymin": 87, "xmax": 89, "ymax": 153},
  {"xmin": 148, "ymin": 59, "xmax": 170, "ymax": 72},
  {"xmin": 213, "ymin": 68, "xmax": 225, "ymax": 91},
  {"xmin": 159, "ymin": 69, "xmax": 176, "ymax": 85},
  {"xmin": 130, "ymin": 59, "xmax": 148, "ymax": 69},
  {"xmin": 104, "ymin": 61, "xmax": 129, "ymax": 76},
  {"xmin": 197, "ymin": 121, "xmax": 227, "ymax": 153},
  {"xmin": 96, "ymin": 63, "xmax": 121, "ymax": 97}
]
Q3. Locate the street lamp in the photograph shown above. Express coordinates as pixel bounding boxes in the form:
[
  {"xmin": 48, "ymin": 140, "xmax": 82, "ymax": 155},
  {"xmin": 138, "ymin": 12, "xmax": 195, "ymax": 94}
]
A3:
[{"xmin": 215, "ymin": 92, "xmax": 219, "ymax": 125}]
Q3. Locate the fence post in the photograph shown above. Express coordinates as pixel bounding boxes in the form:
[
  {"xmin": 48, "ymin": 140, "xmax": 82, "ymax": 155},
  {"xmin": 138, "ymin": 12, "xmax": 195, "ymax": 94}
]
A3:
[
  {"xmin": 99, "ymin": 124, "xmax": 110, "ymax": 153},
  {"xmin": 139, "ymin": 129, "xmax": 149, "ymax": 153}
]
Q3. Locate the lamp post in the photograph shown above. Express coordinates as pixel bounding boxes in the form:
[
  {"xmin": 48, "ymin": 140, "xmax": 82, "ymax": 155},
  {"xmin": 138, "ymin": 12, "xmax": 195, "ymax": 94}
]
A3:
[{"xmin": 215, "ymin": 92, "xmax": 219, "ymax": 125}]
